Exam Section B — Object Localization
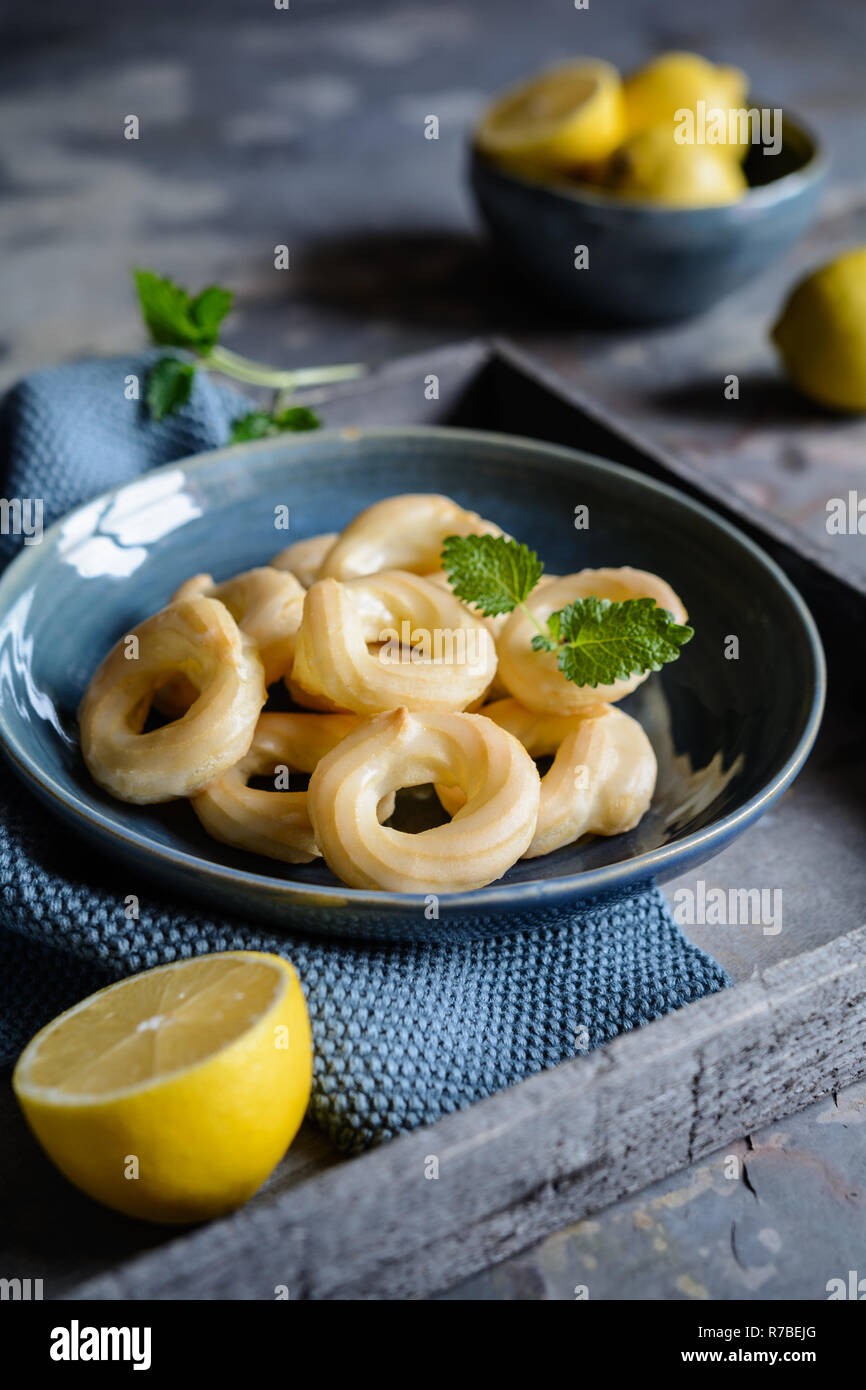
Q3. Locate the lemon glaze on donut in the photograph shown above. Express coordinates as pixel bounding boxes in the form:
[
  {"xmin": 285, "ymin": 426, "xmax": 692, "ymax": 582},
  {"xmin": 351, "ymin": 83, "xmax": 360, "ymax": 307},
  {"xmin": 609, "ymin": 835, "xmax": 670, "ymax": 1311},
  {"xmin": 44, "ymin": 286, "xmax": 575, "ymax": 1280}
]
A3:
[
  {"xmin": 270, "ymin": 533, "xmax": 339, "ymax": 588},
  {"xmin": 193, "ymin": 711, "xmax": 395, "ymax": 864},
  {"xmin": 78, "ymin": 596, "xmax": 266, "ymax": 804},
  {"xmin": 319, "ymin": 494, "xmax": 503, "ymax": 581},
  {"xmin": 437, "ymin": 698, "xmax": 657, "ymax": 858},
  {"xmin": 172, "ymin": 567, "xmax": 305, "ymax": 685},
  {"xmin": 498, "ymin": 567, "xmax": 688, "ymax": 715},
  {"xmin": 307, "ymin": 707, "xmax": 540, "ymax": 892},
  {"xmin": 291, "ymin": 571, "xmax": 497, "ymax": 716}
]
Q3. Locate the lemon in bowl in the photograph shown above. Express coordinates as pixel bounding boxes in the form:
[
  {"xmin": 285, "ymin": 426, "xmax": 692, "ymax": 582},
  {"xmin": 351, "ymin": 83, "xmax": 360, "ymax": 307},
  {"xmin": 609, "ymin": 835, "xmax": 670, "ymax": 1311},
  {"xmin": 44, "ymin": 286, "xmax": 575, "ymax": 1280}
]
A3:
[
  {"xmin": 13, "ymin": 951, "xmax": 313, "ymax": 1223},
  {"xmin": 606, "ymin": 124, "xmax": 748, "ymax": 208},
  {"xmin": 623, "ymin": 50, "xmax": 750, "ymax": 159},
  {"xmin": 475, "ymin": 59, "xmax": 625, "ymax": 175},
  {"xmin": 470, "ymin": 55, "xmax": 824, "ymax": 322}
]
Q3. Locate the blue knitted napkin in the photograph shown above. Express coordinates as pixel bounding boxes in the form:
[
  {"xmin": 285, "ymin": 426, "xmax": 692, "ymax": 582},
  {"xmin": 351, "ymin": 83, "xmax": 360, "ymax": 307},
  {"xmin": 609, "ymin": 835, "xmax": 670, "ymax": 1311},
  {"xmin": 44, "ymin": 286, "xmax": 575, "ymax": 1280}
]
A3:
[{"xmin": 0, "ymin": 357, "xmax": 730, "ymax": 1152}]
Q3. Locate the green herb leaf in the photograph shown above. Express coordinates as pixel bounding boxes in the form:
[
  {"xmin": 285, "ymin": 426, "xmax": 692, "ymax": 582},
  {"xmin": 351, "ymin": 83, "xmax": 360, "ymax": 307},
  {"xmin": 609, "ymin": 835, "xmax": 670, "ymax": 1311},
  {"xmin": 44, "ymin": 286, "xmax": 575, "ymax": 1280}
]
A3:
[
  {"xmin": 542, "ymin": 595, "xmax": 693, "ymax": 687},
  {"xmin": 188, "ymin": 285, "xmax": 233, "ymax": 346},
  {"xmin": 229, "ymin": 405, "xmax": 321, "ymax": 444},
  {"xmin": 229, "ymin": 411, "xmax": 275, "ymax": 442},
  {"xmin": 274, "ymin": 406, "xmax": 321, "ymax": 432},
  {"xmin": 529, "ymin": 630, "xmax": 558, "ymax": 653},
  {"xmin": 145, "ymin": 356, "xmax": 196, "ymax": 421},
  {"xmin": 440, "ymin": 534, "xmax": 543, "ymax": 616},
  {"xmin": 133, "ymin": 269, "xmax": 232, "ymax": 351}
]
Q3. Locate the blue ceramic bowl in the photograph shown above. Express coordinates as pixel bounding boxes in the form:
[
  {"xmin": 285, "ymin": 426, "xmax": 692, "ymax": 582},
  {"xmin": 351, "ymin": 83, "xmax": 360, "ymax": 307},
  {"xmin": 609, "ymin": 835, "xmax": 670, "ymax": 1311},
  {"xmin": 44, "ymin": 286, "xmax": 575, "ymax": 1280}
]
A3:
[
  {"xmin": 0, "ymin": 427, "xmax": 824, "ymax": 941},
  {"xmin": 470, "ymin": 110, "xmax": 826, "ymax": 322}
]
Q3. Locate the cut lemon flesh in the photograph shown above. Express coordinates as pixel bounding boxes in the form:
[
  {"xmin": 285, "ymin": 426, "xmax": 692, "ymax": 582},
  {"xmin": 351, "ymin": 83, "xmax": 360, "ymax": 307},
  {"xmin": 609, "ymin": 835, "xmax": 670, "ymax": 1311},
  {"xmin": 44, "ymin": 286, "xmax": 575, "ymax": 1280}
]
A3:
[
  {"xmin": 13, "ymin": 952, "xmax": 313, "ymax": 1223},
  {"xmin": 22, "ymin": 955, "xmax": 282, "ymax": 1095},
  {"xmin": 476, "ymin": 60, "xmax": 626, "ymax": 169}
]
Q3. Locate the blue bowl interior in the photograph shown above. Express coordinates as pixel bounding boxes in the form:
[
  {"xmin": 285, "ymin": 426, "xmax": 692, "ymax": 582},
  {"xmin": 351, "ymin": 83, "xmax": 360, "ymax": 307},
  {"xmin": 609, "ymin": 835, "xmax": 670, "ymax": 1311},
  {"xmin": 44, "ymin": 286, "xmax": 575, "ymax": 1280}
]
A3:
[{"xmin": 0, "ymin": 429, "xmax": 822, "ymax": 937}]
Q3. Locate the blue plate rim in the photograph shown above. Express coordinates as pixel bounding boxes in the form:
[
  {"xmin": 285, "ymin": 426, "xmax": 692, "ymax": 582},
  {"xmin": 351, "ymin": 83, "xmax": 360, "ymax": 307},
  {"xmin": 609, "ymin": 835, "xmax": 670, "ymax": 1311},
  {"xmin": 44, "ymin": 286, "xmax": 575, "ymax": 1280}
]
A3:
[{"xmin": 0, "ymin": 424, "xmax": 827, "ymax": 916}]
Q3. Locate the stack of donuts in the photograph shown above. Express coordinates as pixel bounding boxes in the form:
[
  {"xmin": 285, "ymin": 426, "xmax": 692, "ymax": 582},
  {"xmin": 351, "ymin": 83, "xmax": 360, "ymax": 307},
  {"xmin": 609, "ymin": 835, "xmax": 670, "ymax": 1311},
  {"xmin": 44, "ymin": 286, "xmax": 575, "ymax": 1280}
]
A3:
[{"xmin": 79, "ymin": 493, "xmax": 686, "ymax": 893}]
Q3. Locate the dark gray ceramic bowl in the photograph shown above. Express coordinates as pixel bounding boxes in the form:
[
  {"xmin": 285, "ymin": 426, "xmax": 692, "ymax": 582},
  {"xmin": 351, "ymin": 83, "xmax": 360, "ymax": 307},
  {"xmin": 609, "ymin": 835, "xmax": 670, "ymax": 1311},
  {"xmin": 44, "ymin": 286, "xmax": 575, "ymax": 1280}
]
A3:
[
  {"xmin": 0, "ymin": 427, "xmax": 824, "ymax": 941},
  {"xmin": 470, "ymin": 110, "xmax": 825, "ymax": 322}
]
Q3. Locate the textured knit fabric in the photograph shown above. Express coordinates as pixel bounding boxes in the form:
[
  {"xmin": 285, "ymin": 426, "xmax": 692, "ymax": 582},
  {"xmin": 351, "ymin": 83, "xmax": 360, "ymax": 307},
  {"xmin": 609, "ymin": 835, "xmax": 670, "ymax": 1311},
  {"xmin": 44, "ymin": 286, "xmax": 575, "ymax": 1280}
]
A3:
[{"xmin": 0, "ymin": 356, "xmax": 730, "ymax": 1151}]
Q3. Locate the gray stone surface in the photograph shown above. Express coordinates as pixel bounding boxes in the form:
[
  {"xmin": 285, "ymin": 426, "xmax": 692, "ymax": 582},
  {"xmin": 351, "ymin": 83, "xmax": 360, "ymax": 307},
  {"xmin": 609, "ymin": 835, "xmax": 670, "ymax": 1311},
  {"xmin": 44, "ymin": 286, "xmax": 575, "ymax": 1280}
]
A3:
[
  {"xmin": 2, "ymin": 0, "xmax": 864, "ymax": 577},
  {"xmin": 1, "ymin": 0, "xmax": 864, "ymax": 1300},
  {"xmin": 440, "ymin": 1078, "xmax": 866, "ymax": 1301}
]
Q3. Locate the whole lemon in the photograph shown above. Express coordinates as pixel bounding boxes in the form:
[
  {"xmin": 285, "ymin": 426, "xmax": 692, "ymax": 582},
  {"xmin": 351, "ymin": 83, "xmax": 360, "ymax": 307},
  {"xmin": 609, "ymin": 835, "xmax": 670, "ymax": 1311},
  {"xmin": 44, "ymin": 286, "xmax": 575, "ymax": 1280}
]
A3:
[
  {"xmin": 772, "ymin": 247, "xmax": 866, "ymax": 412},
  {"xmin": 607, "ymin": 124, "xmax": 747, "ymax": 207},
  {"xmin": 624, "ymin": 51, "xmax": 750, "ymax": 159}
]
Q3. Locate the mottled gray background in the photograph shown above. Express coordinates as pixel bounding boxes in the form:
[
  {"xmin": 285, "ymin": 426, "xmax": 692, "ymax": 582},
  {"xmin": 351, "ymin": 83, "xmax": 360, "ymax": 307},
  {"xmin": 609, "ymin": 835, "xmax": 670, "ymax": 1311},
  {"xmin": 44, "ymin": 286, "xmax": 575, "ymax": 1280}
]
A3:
[
  {"xmin": 1, "ymin": 0, "xmax": 864, "ymax": 1301},
  {"xmin": 2, "ymin": 0, "xmax": 864, "ymax": 575}
]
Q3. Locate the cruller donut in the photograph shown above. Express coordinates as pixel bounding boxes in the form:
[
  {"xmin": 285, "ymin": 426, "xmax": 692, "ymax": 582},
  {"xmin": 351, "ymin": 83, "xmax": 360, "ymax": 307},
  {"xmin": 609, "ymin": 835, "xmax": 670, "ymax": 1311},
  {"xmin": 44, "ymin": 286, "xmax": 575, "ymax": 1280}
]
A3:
[
  {"xmin": 271, "ymin": 533, "xmax": 338, "ymax": 588},
  {"xmin": 193, "ymin": 712, "xmax": 395, "ymax": 864},
  {"xmin": 319, "ymin": 493, "xmax": 503, "ymax": 581},
  {"xmin": 437, "ymin": 699, "xmax": 657, "ymax": 858},
  {"xmin": 307, "ymin": 707, "xmax": 541, "ymax": 892},
  {"xmin": 78, "ymin": 596, "xmax": 266, "ymax": 804},
  {"xmin": 291, "ymin": 570, "xmax": 497, "ymax": 716},
  {"xmin": 172, "ymin": 567, "xmax": 305, "ymax": 685},
  {"xmin": 498, "ymin": 567, "xmax": 688, "ymax": 715}
]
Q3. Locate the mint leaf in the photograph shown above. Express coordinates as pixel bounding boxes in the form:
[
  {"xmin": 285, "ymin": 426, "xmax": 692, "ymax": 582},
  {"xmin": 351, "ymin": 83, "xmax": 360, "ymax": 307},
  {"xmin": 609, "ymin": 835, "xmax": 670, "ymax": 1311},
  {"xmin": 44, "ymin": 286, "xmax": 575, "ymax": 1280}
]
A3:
[
  {"xmin": 230, "ymin": 411, "xmax": 275, "ymax": 442},
  {"xmin": 441, "ymin": 534, "xmax": 543, "ymax": 616},
  {"xmin": 537, "ymin": 606, "xmax": 566, "ymax": 648},
  {"xmin": 189, "ymin": 285, "xmax": 233, "ymax": 346},
  {"xmin": 546, "ymin": 596, "xmax": 693, "ymax": 687},
  {"xmin": 145, "ymin": 356, "xmax": 195, "ymax": 421},
  {"xmin": 274, "ymin": 406, "xmax": 320, "ymax": 432},
  {"xmin": 230, "ymin": 405, "xmax": 321, "ymax": 444},
  {"xmin": 133, "ymin": 269, "xmax": 231, "ymax": 351}
]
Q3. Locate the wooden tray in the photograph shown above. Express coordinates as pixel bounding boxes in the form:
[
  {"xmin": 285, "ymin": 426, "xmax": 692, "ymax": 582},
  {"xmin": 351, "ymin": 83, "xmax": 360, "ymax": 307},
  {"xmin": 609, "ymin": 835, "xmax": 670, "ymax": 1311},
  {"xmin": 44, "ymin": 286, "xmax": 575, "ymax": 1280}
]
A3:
[{"xmin": 3, "ymin": 339, "xmax": 864, "ymax": 1300}]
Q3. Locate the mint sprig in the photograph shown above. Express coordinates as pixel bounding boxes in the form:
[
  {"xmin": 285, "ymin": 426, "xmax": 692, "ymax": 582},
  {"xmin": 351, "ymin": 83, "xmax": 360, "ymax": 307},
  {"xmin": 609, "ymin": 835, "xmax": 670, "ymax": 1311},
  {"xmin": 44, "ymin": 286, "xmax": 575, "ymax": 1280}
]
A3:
[
  {"xmin": 134, "ymin": 270, "xmax": 232, "ymax": 351},
  {"xmin": 230, "ymin": 406, "xmax": 321, "ymax": 443},
  {"xmin": 441, "ymin": 533, "xmax": 692, "ymax": 688},
  {"xmin": 133, "ymin": 268, "xmax": 364, "ymax": 425},
  {"xmin": 531, "ymin": 595, "xmax": 693, "ymax": 687}
]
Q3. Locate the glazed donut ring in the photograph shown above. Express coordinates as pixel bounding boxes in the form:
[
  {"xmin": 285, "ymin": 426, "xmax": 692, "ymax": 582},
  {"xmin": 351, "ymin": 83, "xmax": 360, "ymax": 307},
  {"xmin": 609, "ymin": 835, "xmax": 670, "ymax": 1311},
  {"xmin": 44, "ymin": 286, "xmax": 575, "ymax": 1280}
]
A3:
[
  {"xmin": 172, "ymin": 567, "xmax": 305, "ymax": 685},
  {"xmin": 307, "ymin": 707, "xmax": 541, "ymax": 892},
  {"xmin": 427, "ymin": 570, "xmax": 560, "ymax": 702},
  {"xmin": 319, "ymin": 494, "xmax": 503, "ymax": 581},
  {"xmin": 498, "ymin": 568, "xmax": 688, "ymax": 715},
  {"xmin": 193, "ymin": 712, "xmax": 394, "ymax": 864},
  {"xmin": 283, "ymin": 567, "xmax": 414, "ymax": 712},
  {"xmin": 437, "ymin": 699, "xmax": 657, "ymax": 858},
  {"xmin": 270, "ymin": 533, "xmax": 338, "ymax": 588},
  {"xmin": 291, "ymin": 570, "xmax": 497, "ymax": 716},
  {"xmin": 79, "ymin": 597, "xmax": 266, "ymax": 804}
]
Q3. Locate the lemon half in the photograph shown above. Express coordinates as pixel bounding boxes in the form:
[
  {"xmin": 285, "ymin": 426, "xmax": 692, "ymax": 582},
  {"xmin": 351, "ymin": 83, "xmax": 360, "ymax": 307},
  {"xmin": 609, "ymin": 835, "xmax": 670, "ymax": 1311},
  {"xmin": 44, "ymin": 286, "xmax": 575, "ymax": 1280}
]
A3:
[
  {"xmin": 476, "ymin": 60, "xmax": 625, "ymax": 172},
  {"xmin": 13, "ymin": 951, "xmax": 313, "ymax": 1224}
]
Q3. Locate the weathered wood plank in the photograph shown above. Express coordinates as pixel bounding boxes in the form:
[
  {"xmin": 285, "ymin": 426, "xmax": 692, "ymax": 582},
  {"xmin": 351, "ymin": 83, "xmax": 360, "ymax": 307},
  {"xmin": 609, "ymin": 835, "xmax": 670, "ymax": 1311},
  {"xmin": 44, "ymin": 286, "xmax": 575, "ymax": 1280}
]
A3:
[
  {"xmin": 441, "ymin": 1078, "xmax": 866, "ymax": 1301},
  {"xmin": 64, "ymin": 926, "xmax": 866, "ymax": 1300}
]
